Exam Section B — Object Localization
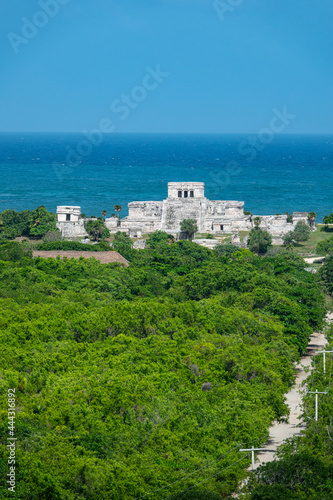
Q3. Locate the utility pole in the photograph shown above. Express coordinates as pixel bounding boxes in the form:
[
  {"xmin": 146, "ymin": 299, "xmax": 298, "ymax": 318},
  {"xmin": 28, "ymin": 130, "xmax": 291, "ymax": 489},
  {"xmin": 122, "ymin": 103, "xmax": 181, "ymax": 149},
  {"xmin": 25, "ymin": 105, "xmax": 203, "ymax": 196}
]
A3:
[
  {"xmin": 315, "ymin": 349, "xmax": 333, "ymax": 374},
  {"xmin": 239, "ymin": 446, "xmax": 266, "ymax": 471},
  {"xmin": 306, "ymin": 389, "xmax": 328, "ymax": 421}
]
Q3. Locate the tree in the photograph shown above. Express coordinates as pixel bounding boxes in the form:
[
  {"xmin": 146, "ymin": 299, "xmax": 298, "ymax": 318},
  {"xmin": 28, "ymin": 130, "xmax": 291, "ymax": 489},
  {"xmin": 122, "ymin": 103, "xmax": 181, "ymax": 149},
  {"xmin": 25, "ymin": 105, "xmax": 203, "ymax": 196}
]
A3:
[
  {"xmin": 0, "ymin": 209, "xmax": 32, "ymax": 239},
  {"xmin": 180, "ymin": 219, "xmax": 198, "ymax": 240},
  {"xmin": 265, "ymin": 247, "xmax": 289, "ymax": 257},
  {"xmin": 114, "ymin": 205, "xmax": 123, "ymax": 225},
  {"xmin": 0, "ymin": 236, "xmax": 327, "ymax": 499},
  {"xmin": 283, "ymin": 231, "xmax": 296, "ymax": 247},
  {"xmin": 323, "ymin": 212, "xmax": 333, "ymax": 224},
  {"xmin": 80, "ymin": 213, "xmax": 87, "ymax": 219},
  {"xmin": 214, "ymin": 243, "xmax": 238, "ymax": 256},
  {"xmin": 283, "ymin": 221, "xmax": 311, "ymax": 247},
  {"xmin": 84, "ymin": 219, "xmax": 110, "ymax": 242},
  {"xmin": 317, "ymin": 236, "xmax": 333, "ymax": 255},
  {"xmin": 112, "ymin": 231, "xmax": 134, "ymax": 260},
  {"xmin": 29, "ymin": 206, "xmax": 57, "ymax": 238},
  {"xmin": 293, "ymin": 220, "xmax": 311, "ymax": 241},
  {"xmin": 0, "ymin": 241, "xmax": 33, "ymax": 261},
  {"xmin": 253, "ymin": 216, "xmax": 261, "ymax": 228},
  {"xmin": 146, "ymin": 231, "xmax": 175, "ymax": 249},
  {"xmin": 102, "ymin": 210, "xmax": 107, "ymax": 220},
  {"xmin": 247, "ymin": 449, "xmax": 331, "ymax": 499},
  {"xmin": 307, "ymin": 211, "xmax": 316, "ymax": 229},
  {"xmin": 319, "ymin": 255, "xmax": 333, "ymax": 293},
  {"xmin": 248, "ymin": 227, "xmax": 272, "ymax": 255}
]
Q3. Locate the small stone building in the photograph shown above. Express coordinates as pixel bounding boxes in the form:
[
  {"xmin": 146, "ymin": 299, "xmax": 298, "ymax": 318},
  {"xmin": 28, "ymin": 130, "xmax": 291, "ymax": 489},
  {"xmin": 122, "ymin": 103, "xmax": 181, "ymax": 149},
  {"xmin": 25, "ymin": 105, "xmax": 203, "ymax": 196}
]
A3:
[{"xmin": 56, "ymin": 206, "xmax": 88, "ymax": 238}]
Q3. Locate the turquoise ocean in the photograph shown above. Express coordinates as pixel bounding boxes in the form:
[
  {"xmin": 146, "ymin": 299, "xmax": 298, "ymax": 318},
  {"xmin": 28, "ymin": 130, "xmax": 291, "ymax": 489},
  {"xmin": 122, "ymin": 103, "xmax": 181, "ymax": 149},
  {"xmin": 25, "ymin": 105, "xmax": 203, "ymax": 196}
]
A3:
[{"xmin": 0, "ymin": 133, "xmax": 332, "ymax": 220}]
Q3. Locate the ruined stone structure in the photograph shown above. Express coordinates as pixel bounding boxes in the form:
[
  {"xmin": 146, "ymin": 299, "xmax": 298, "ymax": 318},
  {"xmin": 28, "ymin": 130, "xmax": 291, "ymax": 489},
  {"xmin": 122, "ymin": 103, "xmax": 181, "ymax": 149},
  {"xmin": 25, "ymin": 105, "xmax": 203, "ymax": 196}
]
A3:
[
  {"xmin": 56, "ymin": 206, "xmax": 88, "ymax": 238},
  {"xmin": 56, "ymin": 207, "xmax": 120, "ymax": 239},
  {"xmin": 56, "ymin": 182, "xmax": 313, "ymax": 245},
  {"xmin": 120, "ymin": 182, "xmax": 251, "ymax": 235}
]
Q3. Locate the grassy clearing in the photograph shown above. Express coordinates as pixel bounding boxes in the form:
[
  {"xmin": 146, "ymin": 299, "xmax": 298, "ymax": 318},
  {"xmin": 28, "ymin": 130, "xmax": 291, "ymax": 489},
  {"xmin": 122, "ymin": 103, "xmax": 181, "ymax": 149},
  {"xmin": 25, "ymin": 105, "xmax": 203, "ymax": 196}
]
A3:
[
  {"xmin": 194, "ymin": 233, "xmax": 216, "ymax": 239},
  {"xmin": 295, "ymin": 226, "xmax": 333, "ymax": 255},
  {"xmin": 221, "ymin": 236, "xmax": 232, "ymax": 244}
]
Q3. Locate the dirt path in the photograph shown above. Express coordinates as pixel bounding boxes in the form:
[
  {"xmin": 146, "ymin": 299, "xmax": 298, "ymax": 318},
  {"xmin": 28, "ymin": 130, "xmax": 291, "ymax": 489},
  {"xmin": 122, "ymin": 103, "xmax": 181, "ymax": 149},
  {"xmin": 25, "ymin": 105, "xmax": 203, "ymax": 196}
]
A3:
[{"xmin": 252, "ymin": 320, "xmax": 330, "ymax": 470}]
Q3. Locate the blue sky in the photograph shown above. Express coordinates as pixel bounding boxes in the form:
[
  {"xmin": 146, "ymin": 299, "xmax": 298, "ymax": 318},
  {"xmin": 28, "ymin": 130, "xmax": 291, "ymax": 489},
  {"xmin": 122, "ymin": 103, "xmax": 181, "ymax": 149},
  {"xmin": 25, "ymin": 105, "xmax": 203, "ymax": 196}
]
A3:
[{"xmin": 1, "ymin": 0, "xmax": 332, "ymax": 133}]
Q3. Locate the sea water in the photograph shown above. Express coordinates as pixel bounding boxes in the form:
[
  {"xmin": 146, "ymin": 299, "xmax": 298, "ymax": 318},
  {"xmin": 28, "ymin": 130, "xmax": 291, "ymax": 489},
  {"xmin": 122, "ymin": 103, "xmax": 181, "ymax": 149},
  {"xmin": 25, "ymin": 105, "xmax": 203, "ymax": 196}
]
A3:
[{"xmin": 0, "ymin": 132, "xmax": 332, "ymax": 220}]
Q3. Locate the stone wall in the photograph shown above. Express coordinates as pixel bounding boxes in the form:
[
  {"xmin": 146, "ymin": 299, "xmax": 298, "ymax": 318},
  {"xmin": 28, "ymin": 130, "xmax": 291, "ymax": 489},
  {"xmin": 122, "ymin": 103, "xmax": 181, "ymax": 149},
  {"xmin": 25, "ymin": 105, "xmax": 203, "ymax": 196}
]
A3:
[
  {"xmin": 104, "ymin": 217, "xmax": 119, "ymax": 230},
  {"xmin": 56, "ymin": 220, "xmax": 88, "ymax": 238},
  {"xmin": 121, "ymin": 201, "xmax": 163, "ymax": 233},
  {"xmin": 161, "ymin": 198, "xmax": 206, "ymax": 233},
  {"xmin": 253, "ymin": 213, "xmax": 312, "ymax": 240},
  {"xmin": 255, "ymin": 215, "xmax": 293, "ymax": 236}
]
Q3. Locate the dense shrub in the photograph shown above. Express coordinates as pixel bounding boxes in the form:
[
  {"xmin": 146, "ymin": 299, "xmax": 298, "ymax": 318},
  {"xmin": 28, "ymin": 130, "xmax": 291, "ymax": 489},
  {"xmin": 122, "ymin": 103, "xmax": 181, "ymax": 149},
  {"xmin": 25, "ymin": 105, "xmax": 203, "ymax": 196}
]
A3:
[
  {"xmin": 323, "ymin": 212, "xmax": 333, "ymax": 224},
  {"xmin": 0, "ymin": 207, "xmax": 56, "ymax": 239},
  {"xmin": 84, "ymin": 219, "xmax": 110, "ymax": 241},
  {"xmin": 146, "ymin": 230, "xmax": 175, "ymax": 248},
  {"xmin": 317, "ymin": 236, "xmax": 333, "ymax": 255},
  {"xmin": 283, "ymin": 221, "xmax": 311, "ymax": 246},
  {"xmin": 0, "ymin": 241, "xmax": 33, "ymax": 261},
  {"xmin": 293, "ymin": 220, "xmax": 311, "ymax": 241},
  {"xmin": 248, "ymin": 228, "xmax": 272, "ymax": 255},
  {"xmin": 0, "ymin": 209, "xmax": 32, "ymax": 239},
  {"xmin": 0, "ymin": 237, "xmax": 327, "ymax": 499}
]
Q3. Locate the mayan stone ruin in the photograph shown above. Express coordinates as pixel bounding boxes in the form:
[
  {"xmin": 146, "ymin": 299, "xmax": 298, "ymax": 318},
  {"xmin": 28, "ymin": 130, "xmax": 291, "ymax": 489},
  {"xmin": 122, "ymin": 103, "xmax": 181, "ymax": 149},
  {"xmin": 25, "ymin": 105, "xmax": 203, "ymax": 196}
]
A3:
[{"xmin": 56, "ymin": 182, "xmax": 313, "ymax": 245}]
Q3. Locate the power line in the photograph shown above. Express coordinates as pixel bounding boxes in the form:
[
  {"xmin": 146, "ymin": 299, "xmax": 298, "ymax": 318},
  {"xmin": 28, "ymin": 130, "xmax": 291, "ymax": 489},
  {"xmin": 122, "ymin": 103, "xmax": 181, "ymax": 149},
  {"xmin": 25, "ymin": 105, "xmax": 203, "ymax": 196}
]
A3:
[
  {"xmin": 239, "ymin": 445, "xmax": 268, "ymax": 471},
  {"xmin": 310, "ymin": 354, "xmax": 315, "ymax": 391},
  {"xmin": 314, "ymin": 349, "xmax": 333, "ymax": 374},
  {"xmin": 326, "ymin": 426, "xmax": 333, "ymax": 441},
  {"xmin": 134, "ymin": 444, "xmax": 240, "ymax": 499},
  {"xmin": 161, "ymin": 453, "xmax": 251, "ymax": 500},
  {"xmin": 306, "ymin": 389, "xmax": 329, "ymax": 421},
  {"xmin": 135, "ymin": 437, "xmax": 266, "ymax": 500}
]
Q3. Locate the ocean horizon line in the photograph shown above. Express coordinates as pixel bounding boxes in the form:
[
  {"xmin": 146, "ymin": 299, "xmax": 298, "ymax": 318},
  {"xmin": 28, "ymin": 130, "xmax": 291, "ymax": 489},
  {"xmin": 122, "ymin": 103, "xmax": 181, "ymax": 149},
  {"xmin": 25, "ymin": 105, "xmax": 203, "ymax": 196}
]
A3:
[{"xmin": 1, "ymin": 131, "xmax": 333, "ymax": 136}]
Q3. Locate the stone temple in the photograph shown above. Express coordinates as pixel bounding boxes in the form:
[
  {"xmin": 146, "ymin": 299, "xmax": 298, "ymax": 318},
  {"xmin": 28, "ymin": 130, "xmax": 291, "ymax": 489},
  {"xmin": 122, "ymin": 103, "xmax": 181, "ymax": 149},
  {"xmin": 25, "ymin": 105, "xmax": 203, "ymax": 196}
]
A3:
[
  {"xmin": 120, "ymin": 182, "xmax": 250, "ymax": 235},
  {"xmin": 56, "ymin": 182, "xmax": 313, "ymax": 245}
]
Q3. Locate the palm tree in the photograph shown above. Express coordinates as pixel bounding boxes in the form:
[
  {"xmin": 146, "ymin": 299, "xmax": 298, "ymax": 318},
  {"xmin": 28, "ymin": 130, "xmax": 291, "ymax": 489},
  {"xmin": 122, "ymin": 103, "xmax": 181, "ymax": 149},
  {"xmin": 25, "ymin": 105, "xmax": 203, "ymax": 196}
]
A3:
[
  {"xmin": 114, "ymin": 205, "xmax": 123, "ymax": 226},
  {"xmin": 102, "ymin": 210, "xmax": 107, "ymax": 220}
]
